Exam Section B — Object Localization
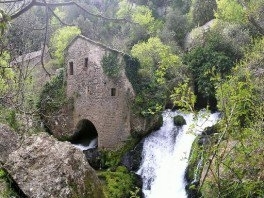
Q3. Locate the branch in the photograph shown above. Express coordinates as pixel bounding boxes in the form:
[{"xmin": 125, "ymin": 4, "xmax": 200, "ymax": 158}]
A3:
[
  {"xmin": 248, "ymin": 15, "xmax": 264, "ymax": 36},
  {"xmin": 2, "ymin": 0, "xmax": 135, "ymax": 24},
  {"xmin": 0, "ymin": 0, "xmax": 24, "ymax": 2},
  {"xmin": 199, "ymin": 103, "xmax": 236, "ymax": 192},
  {"xmin": 40, "ymin": 1, "xmax": 50, "ymax": 77},
  {"xmin": 47, "ymin": 5, "xmax": 73, "ymax": 27},
  {"xmin": 9, "ymin": 0, "xmax": 36, "ymax": 20}
]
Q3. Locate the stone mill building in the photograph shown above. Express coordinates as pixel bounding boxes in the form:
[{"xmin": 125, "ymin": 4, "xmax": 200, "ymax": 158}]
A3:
[{"xmin": 65, "ymin": 35, "xmax": 135, "ymax": 148}]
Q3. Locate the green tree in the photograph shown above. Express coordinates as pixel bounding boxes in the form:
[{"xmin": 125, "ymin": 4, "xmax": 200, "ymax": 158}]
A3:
[
  {"xmin": 117, "ymin": 0, "xmax": 162, "ymax": 35},
  {"xmin": 215, "ymin": 0, "xmax": 246, "ymax": 23},
  {"xmin": 183, "ymin": 32, "xmax": 238, "ymax": 109},
  {"xmin": 189, "ymin": 0, "xmax": 217, "ymax": 26},
  {"xmin": 50, "ymin": 26, "xmax": 81, "ymax": 67},
  {"xmin": 199, "ymin": 37, "xmax": 264, "ymax": 197},
  {"xmin": 131, "ymin": 37, "xmax": 186, "ymax": 115},
  {"xmin": 160, "ymin": 8, "xmax": 189, "ymax": 47}
]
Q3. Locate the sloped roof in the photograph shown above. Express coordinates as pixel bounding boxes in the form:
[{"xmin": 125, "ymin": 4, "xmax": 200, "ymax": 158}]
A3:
[
  {"xmin": 11, "ymin": 46, "xmax": 49, "ymax": 64},
  {"xmin": 64, "ymin": 35, "xmax": 129, "ymax": 56},
  {"xmin": 12, "ymin": 50, "xmax": 42, "ymax": 63}
]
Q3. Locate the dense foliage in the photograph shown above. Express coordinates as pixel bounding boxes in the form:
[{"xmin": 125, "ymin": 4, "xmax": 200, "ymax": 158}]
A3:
[
  {"xmin": 50, "ymin": 26, "xmax": 81, "ymax": 67},
  {"xmin": 0, "ymin": 0, "xmax": 263, "ymax": 197},
  {"xmin": 99, "ymin": 166, "xmax": 138, "ymax": 198},
  {"xmin": 131, "ymin": 37, "xmax": 187, "ymax": 115}
]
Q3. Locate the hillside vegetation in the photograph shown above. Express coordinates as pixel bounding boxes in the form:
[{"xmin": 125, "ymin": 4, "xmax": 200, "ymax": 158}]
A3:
[{"xmin": 0, "ymin": 0, "xmax": 263, "ymax": 197}]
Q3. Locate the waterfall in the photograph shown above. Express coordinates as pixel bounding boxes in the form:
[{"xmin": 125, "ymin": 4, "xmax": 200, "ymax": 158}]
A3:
[
  {"xmin": 137, "ymin": 110, "xmax": 219, "ymax": 198},
  {"xmin": 72, "ymin": 137, "xmax": 98, "ymax": 151}
]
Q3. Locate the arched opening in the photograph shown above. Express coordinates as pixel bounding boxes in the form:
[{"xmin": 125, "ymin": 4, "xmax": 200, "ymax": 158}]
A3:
[{"xmin": 70, "ymin": 119, "xmax": 98, "ymax": 150}]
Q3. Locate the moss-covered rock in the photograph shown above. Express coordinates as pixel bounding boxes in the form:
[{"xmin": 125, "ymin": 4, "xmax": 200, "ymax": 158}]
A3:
[
  {"xmin": 173, "ymin": 115, "xmax": 186, "ymax": 126},
  {"xmin": 131, "ymin": 113, "xmax": 163, "ymax": 137},
  {"xmin": 202, "ymin": 124, "xmax": 219, "ymax": 136}
]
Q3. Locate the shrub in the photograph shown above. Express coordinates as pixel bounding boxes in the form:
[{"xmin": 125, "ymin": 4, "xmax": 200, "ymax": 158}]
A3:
[
  {"xmin": 0, "ymin": 169, "xmax": 17, "ymax": 198},
  {"xmin": 98, "ymin": 166, "xmax": 137, "ymax": 198}
]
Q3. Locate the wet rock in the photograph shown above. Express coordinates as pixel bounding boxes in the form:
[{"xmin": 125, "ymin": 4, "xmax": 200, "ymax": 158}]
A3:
[
  {"xmin": 202, "ymin": 125, "xmax": 218, "ymax": 136},
  {"xmin": 173, "ymin": 115, "xmax": 186, "ymax": 126},
  {"xmin": 121, "ymin": 141, "xmax": 143, "ymax": 172},
  {"xmin": 0, "ymin": 124, "xmax": 20, "ymax": 163},
  {"xmin": 4, "ymin": 133, "xmax": 105, "ymax": 198},
  {"xmin": 83, "ymin": 148, "xmax": 101, "ymax": 170},
  {"xmin": 131, "ymin": 114, "xmax": 163, "ymax": 137}
]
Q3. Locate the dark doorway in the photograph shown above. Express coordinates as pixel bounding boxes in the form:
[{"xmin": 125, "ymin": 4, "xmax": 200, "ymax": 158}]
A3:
[{"xmin": 70, "ymin": 119, "xmax": 98, "ymax": 149}]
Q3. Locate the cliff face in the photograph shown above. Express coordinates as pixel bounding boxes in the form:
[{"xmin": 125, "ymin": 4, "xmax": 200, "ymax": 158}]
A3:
[{"xmin": 3, "ymin": 132, "xmax": 105, "ymax": 198}]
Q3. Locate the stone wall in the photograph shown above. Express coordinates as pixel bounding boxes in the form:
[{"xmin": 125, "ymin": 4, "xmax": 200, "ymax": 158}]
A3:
[{"xmin": 65, "ymin": 36, "xmax": 135, "ymax": 148}]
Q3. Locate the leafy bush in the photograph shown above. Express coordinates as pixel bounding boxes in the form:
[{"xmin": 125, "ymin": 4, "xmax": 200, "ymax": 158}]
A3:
[
  {"xmin": 0, "ymin": 169, "xmax": 6, "ymax": 178},
  {"xmin": 215, "ymin": 0, "xmax": 246, "ymax": 23},
  {"xmin": 131, "ymin": 37, "xmax": 186, "ymax": 115},
  {"xmin": 0, "ymin": 169, "xmax": 17, "ymax": 198},
  {"xmin": 201, "ymin": 180, "xmax": 264, "ymax": 198},
  {"xmin": 5, "ymin": 110, "xmax": 19, "ymax": 131},
  {"xmin": 183, "ymin": 32, "xmax": 238, "ymax": 109},
  {"xmin": 199, "ymin": 39, "xmax": 264, "ymax": 197},
  {"xmin": 98, "ymin": 166, "xmax": 138, "ymax": 198}
]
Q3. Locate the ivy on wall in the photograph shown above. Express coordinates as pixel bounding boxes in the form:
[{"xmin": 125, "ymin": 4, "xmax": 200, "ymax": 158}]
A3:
[
  {"xmin": 37, "ymin": 70, "xmax": 68, "ymax": 134},
  {"xmin": 101, "ymin": 52, "xmax": 121, "ymax": 78}
]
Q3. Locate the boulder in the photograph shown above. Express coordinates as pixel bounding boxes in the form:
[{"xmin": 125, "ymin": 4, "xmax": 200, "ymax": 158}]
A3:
[
  {"xmin": 184, "ymin": 19, "xmax": 250, "ymax": 52},
  {"xmin": 131, "ymin": 113, "xmax": 163, "ymax": 137},
  {"xmin": 4, "ymin": 133, "xmax": 105, "ymax": 198},
  {"xmin": 121, "ymin": 141, "xmax": 144, "ymax": 172},
  {"xmin": 83, "ymin": 148, "xmax": 101, "ymax": 170},
  {"xmin": 184, "ymin": 19, "xmax": 216, "ymax": 51},
  {"xmin": 0, "ymin": 124, "xmax": 20, "ymax": 163},
  {"xmin": 173, "ymin": 115, "xmax": 186, "ymax": 126}
]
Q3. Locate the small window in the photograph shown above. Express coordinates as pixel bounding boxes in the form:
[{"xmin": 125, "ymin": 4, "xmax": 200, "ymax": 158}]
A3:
[
  {"xmin": 111, "ymin": 88, "xmax": 116, "ymax": 96},
  {"xmin": 69, "ymin": 61, "xmax": 73, "ymax": 75},
  {"xmin": 84, "ymin": 58, "xmax": 88, "ymax": 67}
]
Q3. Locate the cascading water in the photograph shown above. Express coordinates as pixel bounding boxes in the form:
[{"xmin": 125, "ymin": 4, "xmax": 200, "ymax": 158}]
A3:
[
  {"xmin": 137, "ymin": 110, "xmax": 219, "ymax": 198},
  {"xmin": 72, "ymin": 138, "xmax": 98, "ymax": 151}
]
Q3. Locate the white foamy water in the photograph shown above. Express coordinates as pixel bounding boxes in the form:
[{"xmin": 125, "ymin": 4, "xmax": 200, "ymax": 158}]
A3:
[
  {"xmin": 137, "ymin": 110, "xmax": 219, "ymax": 198},
  {"xmin": 72, "ymin": 138, "xmax": 98, "ymax": 151}
]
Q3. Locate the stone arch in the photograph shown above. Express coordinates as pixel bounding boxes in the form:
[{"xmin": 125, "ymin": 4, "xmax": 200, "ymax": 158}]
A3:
[{"xmin": 70, "ymin": 119, "xmax": 98, "ymax": 146}]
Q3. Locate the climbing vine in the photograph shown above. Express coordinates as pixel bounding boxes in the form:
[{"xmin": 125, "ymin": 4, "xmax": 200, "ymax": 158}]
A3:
[{"xmin": 101, "ymin": 52, "xmax": 121, "ymax": 78}]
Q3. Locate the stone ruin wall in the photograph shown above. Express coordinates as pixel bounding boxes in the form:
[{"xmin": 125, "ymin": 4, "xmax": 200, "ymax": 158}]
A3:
[{"xmin": 66, "ymin": 37, "xmax": 135, "ymax": 148}]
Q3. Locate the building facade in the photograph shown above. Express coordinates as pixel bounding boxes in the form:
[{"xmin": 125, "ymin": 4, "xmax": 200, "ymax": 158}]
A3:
[{"xmin": 65, "ymin": 35, "xmax": 135, "ymax": 148}]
